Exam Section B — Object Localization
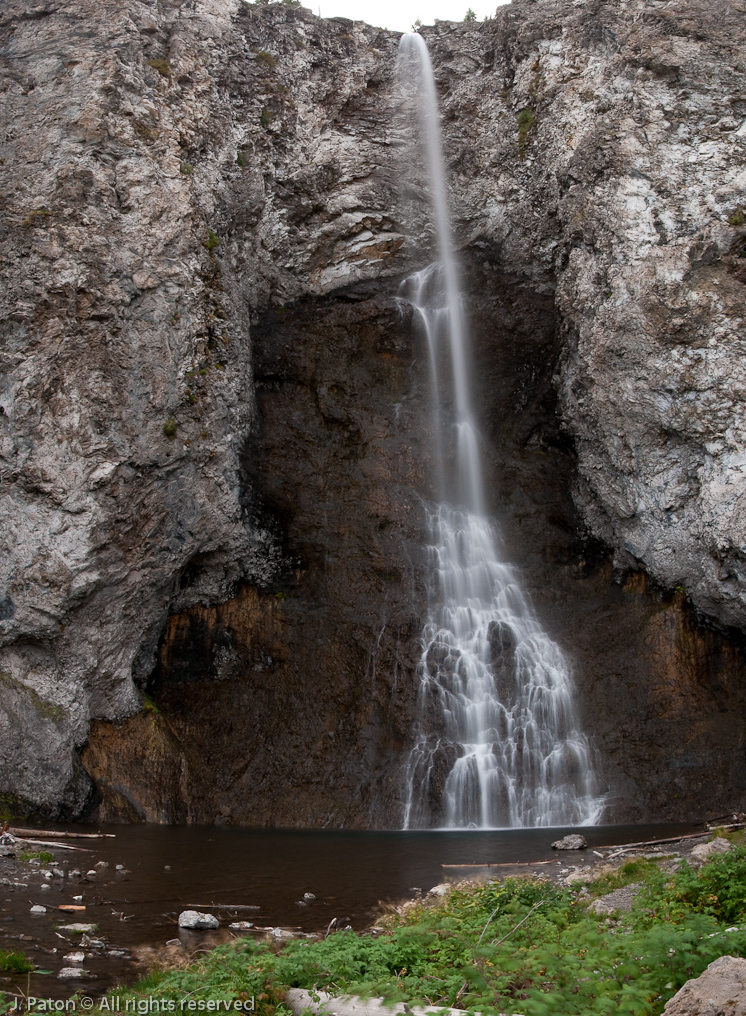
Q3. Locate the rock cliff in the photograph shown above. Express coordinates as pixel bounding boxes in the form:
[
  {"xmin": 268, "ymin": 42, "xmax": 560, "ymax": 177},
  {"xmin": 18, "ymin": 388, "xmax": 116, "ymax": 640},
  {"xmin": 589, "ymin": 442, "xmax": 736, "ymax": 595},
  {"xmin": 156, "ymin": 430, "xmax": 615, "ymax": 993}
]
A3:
[{"xmin": 1, "ymin": 0, "xmax": 745, "ymax": 823}]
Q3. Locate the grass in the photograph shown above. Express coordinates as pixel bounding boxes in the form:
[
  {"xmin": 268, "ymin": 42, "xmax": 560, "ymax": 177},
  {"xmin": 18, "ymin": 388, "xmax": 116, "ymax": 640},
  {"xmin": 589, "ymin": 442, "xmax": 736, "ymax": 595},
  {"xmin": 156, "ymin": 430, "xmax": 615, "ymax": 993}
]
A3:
[
  {"xmin": 204, "ymin": 229, "xmax": 221, "ymax": 251},
  {"xmin": 65, "ymin": 847, "xmax": 746, "ymax": 1016},
  {"xmin": 19, "ymin": 850, "xmax": 54, "ymax": 863},
  {"xmin": 163, "ymin": 417, "xmax": 178, "ymax": 440},
  {"xmin": 0, "ymin": 950, "xmax": 34, "ymax": 974},
  {"xmin": 255, "ymin": 50, "xmax": 277, "ymax": 69},
  {"xmin": 517, "ymin": 107, "xmax": 536, "ymax": 147}
]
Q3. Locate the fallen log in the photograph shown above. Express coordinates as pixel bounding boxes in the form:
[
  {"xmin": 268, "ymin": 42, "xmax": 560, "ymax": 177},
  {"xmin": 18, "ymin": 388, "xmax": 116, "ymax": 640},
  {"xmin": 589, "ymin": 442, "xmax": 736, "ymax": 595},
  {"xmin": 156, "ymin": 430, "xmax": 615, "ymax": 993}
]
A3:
[{"xmin": 10, "ymin": 827, "xmax": 115, "ymax": 839}]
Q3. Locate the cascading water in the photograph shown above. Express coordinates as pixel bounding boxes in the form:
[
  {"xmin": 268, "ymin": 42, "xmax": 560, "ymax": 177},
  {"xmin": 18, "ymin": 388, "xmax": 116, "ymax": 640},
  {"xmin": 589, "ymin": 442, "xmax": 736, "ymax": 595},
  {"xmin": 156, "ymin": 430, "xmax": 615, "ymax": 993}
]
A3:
[{"xmin": 398, "ymin": 33, "xmax": 602, "ymax": 829}]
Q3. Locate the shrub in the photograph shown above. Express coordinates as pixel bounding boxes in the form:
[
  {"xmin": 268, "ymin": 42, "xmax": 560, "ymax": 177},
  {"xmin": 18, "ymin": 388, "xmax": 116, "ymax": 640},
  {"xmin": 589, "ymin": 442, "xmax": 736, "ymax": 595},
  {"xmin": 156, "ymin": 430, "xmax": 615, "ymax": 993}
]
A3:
[
  {"xmin": 204, "ymin": 229, "xmax": 221, "ymax": 250},
  {"xmin": 162, "ymin": 417, "xmax": 177, "ymax": 439},
  {"xmin": 255, "ymin": 50, "xmax": 277, "ymax": 69}
]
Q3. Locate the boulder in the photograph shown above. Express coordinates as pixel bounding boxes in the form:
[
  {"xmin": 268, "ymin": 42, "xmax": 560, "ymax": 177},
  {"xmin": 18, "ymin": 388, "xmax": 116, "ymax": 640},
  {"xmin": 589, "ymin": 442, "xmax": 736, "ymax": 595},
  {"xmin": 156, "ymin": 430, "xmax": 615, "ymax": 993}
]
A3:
[
  {"xmin": 664, "ymin": 955, "xmax": 746, "ymax": 1014},
  {"xmin": 690, "ymin": 838, "xmax": 732, "ymax": 865},
  {"xmin": 178, "ymin": 910, "xmax": 219, "ymax": 930},
  {"xmin": 552, "ymin": 835, "xmax": 587, "ymax": 850}
]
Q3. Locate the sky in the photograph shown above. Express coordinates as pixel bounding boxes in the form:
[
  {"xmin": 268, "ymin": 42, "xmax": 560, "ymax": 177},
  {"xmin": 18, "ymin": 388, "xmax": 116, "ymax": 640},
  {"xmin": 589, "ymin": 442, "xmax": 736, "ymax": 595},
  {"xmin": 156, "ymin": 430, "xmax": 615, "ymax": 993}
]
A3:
[{"xmin": 315, "ymin": 0, "xmax": 509, "ymax": 34}]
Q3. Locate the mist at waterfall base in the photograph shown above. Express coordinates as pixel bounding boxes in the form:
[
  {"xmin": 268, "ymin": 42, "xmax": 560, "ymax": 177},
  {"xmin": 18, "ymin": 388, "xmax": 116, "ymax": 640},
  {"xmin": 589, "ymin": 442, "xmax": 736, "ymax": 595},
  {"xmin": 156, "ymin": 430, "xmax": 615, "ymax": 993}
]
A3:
[{"xmin": 397, "ymin": 34, "xmax": 601, "ymax": 830}]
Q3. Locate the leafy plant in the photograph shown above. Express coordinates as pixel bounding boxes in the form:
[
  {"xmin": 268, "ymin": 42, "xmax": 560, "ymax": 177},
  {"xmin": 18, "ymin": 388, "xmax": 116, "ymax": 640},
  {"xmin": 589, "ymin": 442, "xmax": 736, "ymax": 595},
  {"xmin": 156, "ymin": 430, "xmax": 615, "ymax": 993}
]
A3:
[
  {"xmin": 464, "ymin": 7, "xmax": 476, "ymax": 21},
  {"xmin": 204, "ymin": 229, "xmax": 221, "ymax": 251},
  {"xmin": 728, "ymin": 207, "xmax": 745, "ymax": 226},
  {"xmin": 162, "ymin": 417, "xmax": 178, "ymax": 440},
  {"xmin": 180, "ymin": 162, "xmax": 194, "ymax": 175}
]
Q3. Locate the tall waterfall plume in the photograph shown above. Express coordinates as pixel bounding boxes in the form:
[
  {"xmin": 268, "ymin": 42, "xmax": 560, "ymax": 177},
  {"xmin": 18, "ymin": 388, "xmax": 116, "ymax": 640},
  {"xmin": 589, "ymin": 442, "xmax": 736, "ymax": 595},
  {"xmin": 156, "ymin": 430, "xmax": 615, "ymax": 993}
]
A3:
[{"xmin": 398, "ymin": 33, "xmax": 601, "ymax": 829}]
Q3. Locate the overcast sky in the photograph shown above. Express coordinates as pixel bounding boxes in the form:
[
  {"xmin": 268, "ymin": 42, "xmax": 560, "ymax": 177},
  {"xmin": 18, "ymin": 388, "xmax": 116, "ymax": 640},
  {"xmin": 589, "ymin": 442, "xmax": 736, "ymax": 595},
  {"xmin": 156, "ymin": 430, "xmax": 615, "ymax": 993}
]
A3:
[{"xmin": 315, "ymin": 0, "xmax": 508, "ymax": 34}]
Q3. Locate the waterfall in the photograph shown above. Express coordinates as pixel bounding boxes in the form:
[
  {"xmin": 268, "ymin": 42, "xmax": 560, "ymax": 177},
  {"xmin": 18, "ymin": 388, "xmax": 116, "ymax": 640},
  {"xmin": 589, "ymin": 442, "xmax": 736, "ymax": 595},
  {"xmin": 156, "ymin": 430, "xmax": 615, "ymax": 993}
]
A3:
[{"xmin": 398, "ymin": 33, "xmax": 601, "ymax": 829}]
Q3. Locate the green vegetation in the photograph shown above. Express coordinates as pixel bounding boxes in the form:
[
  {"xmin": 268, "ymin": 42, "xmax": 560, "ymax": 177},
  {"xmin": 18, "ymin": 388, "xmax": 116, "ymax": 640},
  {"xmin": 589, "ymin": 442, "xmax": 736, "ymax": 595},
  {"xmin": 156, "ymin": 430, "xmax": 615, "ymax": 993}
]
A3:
[
  {"xmin": 162, "ymin": 417, "xmax": 178, "ymax": 440},
  {"xmin": 260, "ymin": 108, "xmax": 273, "ymax": 128},
  {"xmin": 22, "ymin": 208, "xmax": 51, "ymax": 227},
  {"xmin": 464, "ymin": 7, "xmax": 476, "ymax": 21},
  {"xmin": 141, "ymin": 693, "xmax": 160, "ymax": 716},
  {"xmin": 0, "ymin": 672, "xmax": 64, "ymax": 722},
  {"xmin": 0, "ymin": 950, "xmax": 34, "ymax": 974},
  {"xmin": 78, "ymin": 848, "xmax": 746, "ymax": 1016},
  {"xmin": 147, "ymin": 58, "xmax": 172, "ymax": 79},
  {"xmin": 255, "ymin": 50, "xmax": 278, "ymax": 69},
  {"xmin": 19, "ymin": 850, "xmax": 54, "ymax": 863},
  {"xmin": 180, "ymin": 162, "xmax": 194, "ymax": 175},
  {"xmin": 517, "ymin": 107, "xmax": 536, "ymax": 147},
  {"xmin": 728, "ymin": 207, "xmax": 745, "ymax": 226},
  {"xmin": 236, "ymin": 149, "xmax": 250, "ymax": 168},
  {"xmin": 204, "ymin": 229, "xmax": 221, "ymax": 251}
]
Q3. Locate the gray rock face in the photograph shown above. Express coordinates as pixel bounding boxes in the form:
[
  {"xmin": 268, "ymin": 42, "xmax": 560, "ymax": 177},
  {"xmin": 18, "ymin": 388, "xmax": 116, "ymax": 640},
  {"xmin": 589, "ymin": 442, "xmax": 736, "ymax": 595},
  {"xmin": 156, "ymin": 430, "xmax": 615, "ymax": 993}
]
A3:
[
  {"xmin": 664, "ymin": 955, "xmax": 746, "ymax": 1015},
  {"xmin": 1, "ymin": 0, "xmax": 746, "ymax": 820}
]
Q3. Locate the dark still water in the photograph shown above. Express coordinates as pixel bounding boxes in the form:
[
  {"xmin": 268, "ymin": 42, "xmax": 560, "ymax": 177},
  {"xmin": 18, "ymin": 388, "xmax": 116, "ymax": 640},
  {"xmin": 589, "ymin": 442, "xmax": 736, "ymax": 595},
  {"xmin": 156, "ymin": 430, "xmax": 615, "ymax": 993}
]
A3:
[{"xmin": 1, "ymin": 822, "xmax": 698, "ymax": 998}]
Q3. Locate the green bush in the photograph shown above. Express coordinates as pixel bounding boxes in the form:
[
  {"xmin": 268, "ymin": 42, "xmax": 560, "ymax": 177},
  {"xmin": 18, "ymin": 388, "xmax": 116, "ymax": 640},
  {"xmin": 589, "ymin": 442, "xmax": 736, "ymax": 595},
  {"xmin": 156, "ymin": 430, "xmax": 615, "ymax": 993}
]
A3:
[
  {"xmin": 204, "ymin": 229, "xmax": 221, "ymax": 250},
  {"xmin": 162, "ymin": 417, "xmax": 177, "ymax": 440}
]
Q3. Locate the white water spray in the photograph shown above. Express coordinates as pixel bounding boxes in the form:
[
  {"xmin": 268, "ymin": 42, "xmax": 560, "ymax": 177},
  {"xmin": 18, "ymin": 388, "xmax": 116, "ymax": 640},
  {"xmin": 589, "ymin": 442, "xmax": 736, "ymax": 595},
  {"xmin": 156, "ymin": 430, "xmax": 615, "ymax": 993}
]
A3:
[{"xmin": 398, "ymin": 34, "xmax": 601, "ymax": 828}]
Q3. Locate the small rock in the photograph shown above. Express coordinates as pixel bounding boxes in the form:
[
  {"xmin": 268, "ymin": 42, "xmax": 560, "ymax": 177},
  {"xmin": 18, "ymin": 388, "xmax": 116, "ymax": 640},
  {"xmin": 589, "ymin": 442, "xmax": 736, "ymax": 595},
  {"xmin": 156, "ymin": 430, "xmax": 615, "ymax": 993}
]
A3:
[
  {"xmin": 551, "ymin": 834, "xmax": 587, "ymax": 850},
  {"xmin": 59, "ymin": 924, "xmax": 97, "ymax": 933},
  {"xmin": 73, "ymin": 895, "xmax": 83, "ymax": 902},
  {"xmin": 564, "ymin": 870, "xmax": 589, "ymax": 885},
  {"xmin": 63, "ymin": 951, "xmax": 85, "ymax": 964},
  {"xmin": 296, "ymin": 900, "xmax": 308, "ymax": 906},
  {"xmin": 428, "ymin": 883, "xmax": 451, "ymax": 896},
  {"xmin": 69, "ymin": 870, "xmax": 81, "ymax": 877},
  {"xmin": 0, "ymin": 832, "xmax": 17, "ymax": 857},
  {"xmin": 178, "ymin": 910, "xmax": 219, "ymax": 930},
  {"xmin": 94, "ymin": 861, "xmax": 109, "ymax": 869},
  {"xmin": 166, "ymin": 939, "xmax": 182, "ymax": 947},
  {"xmin": 106, "ymin": 949, "xmax": 128, "ymax": 958},
  {"xmin": 58, "ymin": 967, "xmax": 90, "ymax": 979},
  {"xmin": 115, "ymin": 864, "xmax": 124, "ymax": 871},
  {"xmin": 40, "ymin": 883, "xmax": 51, "ymax": 891},
  {"xmin": 30, "ymin": 905, "xmax": 46, "ymax": 914},
  {"xmin": 664, "ymin": 955, "xmax": 746, "ymax": 1014},
  {"xmin": 164, "ymin": 865, "xmax": 171, "ymax": 871},
  {"xmin": 271, "ymin": 928, "xmax": 295, "ymax": 939},
  {"xmin": 86, "ymin": 870, "xmax": 97, "ymax": 877},
  {"xmin": 229, "ymin": 921, "xmax": 254, "ymax": 931},
  {"xmin": 303, "ymin": 892, "xmax": 316, "ymax": 900},
  {"xmin": 690, "ymin": 837, "xmax": 732, "ymax": 865},
  {"xmin": 42, "ymin": 870, "xmax": 53, "ymax": 879}
]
